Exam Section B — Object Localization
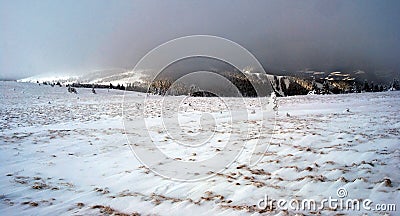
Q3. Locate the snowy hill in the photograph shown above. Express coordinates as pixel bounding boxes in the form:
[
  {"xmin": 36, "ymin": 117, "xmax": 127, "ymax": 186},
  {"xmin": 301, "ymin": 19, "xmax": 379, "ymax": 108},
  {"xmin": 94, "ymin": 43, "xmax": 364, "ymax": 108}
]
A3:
[
  {"xmin": 18, "ymin": 68, "xmax": 147, "ymax": 86},
  {"xmin": 19, "ymin": 63, "xmax": 391, "ymax": 97},
  {"xmin": 18, "ymin": 69, "xmax": 313, "ymax": 97}
]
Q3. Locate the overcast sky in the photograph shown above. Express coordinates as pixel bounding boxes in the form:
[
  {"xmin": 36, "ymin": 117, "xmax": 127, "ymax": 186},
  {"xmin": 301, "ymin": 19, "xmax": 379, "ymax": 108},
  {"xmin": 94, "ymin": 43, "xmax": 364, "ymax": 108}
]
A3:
[{"xmin": 1, "ymin": 0, "xmax": 399, "ymax": 81}]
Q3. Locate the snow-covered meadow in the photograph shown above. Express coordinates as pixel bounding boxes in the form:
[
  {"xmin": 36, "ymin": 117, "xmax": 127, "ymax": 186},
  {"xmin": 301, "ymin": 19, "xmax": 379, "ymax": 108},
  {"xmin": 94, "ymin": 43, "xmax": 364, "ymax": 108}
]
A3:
[{"xmin": 0, "ymin": 81, "xmax": 399, "ymax": 215}]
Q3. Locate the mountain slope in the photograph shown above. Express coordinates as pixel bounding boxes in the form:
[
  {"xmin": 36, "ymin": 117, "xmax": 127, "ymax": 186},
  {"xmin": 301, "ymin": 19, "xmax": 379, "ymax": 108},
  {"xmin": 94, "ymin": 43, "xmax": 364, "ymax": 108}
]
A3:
[{"xmin": 17, "ymin": 68, "xmax": 330, "ymax": 97}]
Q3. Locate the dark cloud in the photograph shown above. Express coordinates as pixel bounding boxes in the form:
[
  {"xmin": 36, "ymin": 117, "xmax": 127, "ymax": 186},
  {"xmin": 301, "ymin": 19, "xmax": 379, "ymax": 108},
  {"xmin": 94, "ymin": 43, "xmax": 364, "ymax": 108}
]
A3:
[{"xmin": 1, "ymin": 0, "xmax": 399, "ymax": 82}]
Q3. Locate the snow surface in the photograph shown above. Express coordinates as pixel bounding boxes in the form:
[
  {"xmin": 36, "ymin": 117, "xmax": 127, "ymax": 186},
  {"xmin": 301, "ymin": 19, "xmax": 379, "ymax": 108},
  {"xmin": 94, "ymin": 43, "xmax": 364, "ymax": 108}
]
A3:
[{"xmin": 1, "ymin": 81, "xmax": 399, "ymax": 215}]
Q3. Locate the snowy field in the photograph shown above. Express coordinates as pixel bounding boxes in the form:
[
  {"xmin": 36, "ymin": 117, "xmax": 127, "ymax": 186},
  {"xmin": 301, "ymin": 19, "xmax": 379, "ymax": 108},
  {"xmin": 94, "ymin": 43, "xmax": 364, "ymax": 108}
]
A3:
[{"xmin": 0, "ymin": 81, "xmax": 399, "ymax": 215}]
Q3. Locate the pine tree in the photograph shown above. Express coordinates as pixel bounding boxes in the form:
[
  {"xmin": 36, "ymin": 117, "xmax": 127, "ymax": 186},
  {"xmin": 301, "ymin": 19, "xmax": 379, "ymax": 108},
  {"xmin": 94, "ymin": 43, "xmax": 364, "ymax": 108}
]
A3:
[
  {"xmin": 323, "ymin": 81, "xmax": 330, "ymax": 94},
  {"xmin": 280, "ymin": 77, "xmax": 287, "ymax": 96},
  {"xmin": 363, "ymin": 80, "xmax": 369, "ymax": 92}
]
